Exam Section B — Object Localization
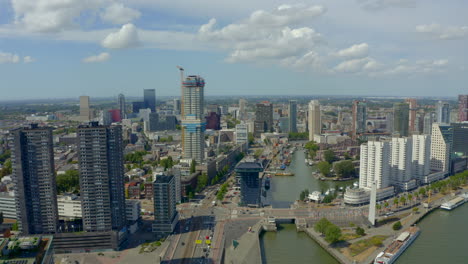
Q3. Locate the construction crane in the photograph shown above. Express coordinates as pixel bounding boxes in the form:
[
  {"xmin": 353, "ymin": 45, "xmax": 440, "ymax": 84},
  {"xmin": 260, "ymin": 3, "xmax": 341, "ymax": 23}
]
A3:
[{"xmin": 177, "ymin": 66, "xmax": 185, "ymax": 157}]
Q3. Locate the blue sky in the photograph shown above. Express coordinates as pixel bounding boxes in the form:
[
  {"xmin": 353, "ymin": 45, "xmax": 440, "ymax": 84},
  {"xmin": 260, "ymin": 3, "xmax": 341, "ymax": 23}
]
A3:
[{"xmin": 0, "ymin": 0, "xmax": 467, "ymax": 100}]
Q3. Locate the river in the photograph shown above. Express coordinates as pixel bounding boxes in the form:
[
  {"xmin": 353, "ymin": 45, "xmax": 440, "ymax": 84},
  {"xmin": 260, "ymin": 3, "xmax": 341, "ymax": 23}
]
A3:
[{"xmin": 261, "ymin": 148, "xmax": 468, "ymax": 264}]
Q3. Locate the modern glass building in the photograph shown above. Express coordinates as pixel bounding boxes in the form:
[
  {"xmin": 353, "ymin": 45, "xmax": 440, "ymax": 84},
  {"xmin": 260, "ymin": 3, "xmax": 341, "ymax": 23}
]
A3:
[
  {"xmin": 288, "ymin": 100, "xmax": 297, "ymax": 133},
  {"xmin": 181, "ymin": 75, "xmax": 206, "ymax": 163},
  {"xmin": 393, "ymin": 102, "xmax": 410, "ymax": 137},
  {"xmin": 143, "ymin": 89, "xmax": 156, "ymax": 112},
  {"xmin": 236, "ymin": 162, "xmax": 263, "ymax": 207}
]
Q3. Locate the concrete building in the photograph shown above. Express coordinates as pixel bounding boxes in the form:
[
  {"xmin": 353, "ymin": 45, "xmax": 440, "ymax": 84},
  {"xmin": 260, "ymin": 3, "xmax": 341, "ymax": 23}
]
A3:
[
  {"xmin": 152, "ymin": 175, "xmax": 178, "ymax": 236},
  {"xmin": 430, "ymin": 123, "xmax": 453, "ymax": 174},
  {"xmin": 390, "ymin": 137, "xmax": 415, "ymax": 190},
  {"xmin": 125, "ymin": 199, "xmax": 141, "ymax": 234},
  {"xmin": 405, "ymin": 98, "xmax": 418, "ymax": 134},
  {"xmin": 359, "ymin": 141, "xmax": 391, "ymax": 190},
  {"xmin": 181, "ymin": 75, "xmax": 206, "ymax": 163},
  {"xmin": 235, "ymin": 123, "xmax": 249, "ymax": 146},
  {"xmin": 423, "ymin": 112, "xmax": 435, "ymax": 135},
  {"xmin": 279, "ymin": 117, "xmax": 289, "ymax": 133},
  {"xmin": 206, "ymin": 112, "xmax": 221, "ymax": 130},
  {"xmin": 254, "ymin": 102, "xmax": 273, "ymax": 137},
  {"xmin": 412, "ymin": 134, "xmax": 431, "ymax": 180},
  {"xmin": 288, "ymin": 100, "xmax": 297, "ymax": 133},
  {"xmin": 352, "ymin": 100, "xmax": 367, "ymax": 138},
  {"xmin": 393, "ymin": 102, "xmax": 409, "ymax": 137},
  {"xmin": 308, "ymin": 100, "xmax": 321, "ymax": 140},
  {"xmin": 147, "ymin": 113, "xmax": 177, "ymax": 132},
  {"xmin": 77, "ymin": 122, "xmax": 126, "ymax": 232},
  {"xmin": 459, "ymin": 95, "xmax": 468, "ymax": 122},
  {"xmin": 0, "ymin": 192, "xmax": 17, "ymax": 219},
  {"xmin": 57, "ymin": 195, "xmax": 82, "ymax": 220},
  {"xmin": 173, "ymin": 98, "xmax": 181, "ymax": 114},
  {"xmin": 132, "ymin": 101, "xmax": 145, "ymax": 113},
  {"xmin": 11, "ymin": 124, "xmax": 58, "ymax": 235},
  {"xmin": 144, "ymin": 89, "xmax": 156, "ymax": 112},
  {"xmin": 79, "ymin": 96, "xmax": 91, "ymax": 122},
  {"xmin": 236, "ymin": 162, "xmax": 263, "ymax": 207},
  {"xmin": 118, "ymin": 93, "xmax": 126, "ymax": 119},
  {"xmin": 436, "ymin": 101, "xmax": 450, "ymax": 124},
  {"xmin": 239, "ymin": 98, "xmax": 247, "ymax": 120}
]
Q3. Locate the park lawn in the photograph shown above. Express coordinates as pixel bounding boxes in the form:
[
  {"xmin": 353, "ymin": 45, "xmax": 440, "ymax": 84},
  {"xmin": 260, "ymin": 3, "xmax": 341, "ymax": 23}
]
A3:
[
  {"xmin": 340, "ymin": 232, "xmax": 363, "ymax": 241},
  {"xmin": 348, "ymin": 235, "xmax": 388, "ymax": 256}
]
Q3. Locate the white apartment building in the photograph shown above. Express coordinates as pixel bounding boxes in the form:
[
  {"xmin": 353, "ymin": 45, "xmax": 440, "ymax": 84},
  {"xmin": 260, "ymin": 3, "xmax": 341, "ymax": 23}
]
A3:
[
  {"xmin": 430, "ymin": 123, "xmax": 452, "ymax": 174},
  {"xmin": 235, "ymin": 123, "xmax": 249, "ymax": 146},
  {"xmin": 390, "ymin": 137, "xmax": 414, "ymax": 190},
  {"xmin": 412, "ymin": 134, "xmax": 431, "ymax": 179},
  {"xmin": 359, "ymin": 141, "xmax": 391, "ymax": 190}
]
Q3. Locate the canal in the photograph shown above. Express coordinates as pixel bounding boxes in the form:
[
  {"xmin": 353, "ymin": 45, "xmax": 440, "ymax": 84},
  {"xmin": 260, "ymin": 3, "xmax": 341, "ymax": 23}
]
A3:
[
  {"xmin": 261, "ymin": 147, "xmax": 468, "ymax": 264},
  {"xmin": 265, "ymin": 148, "xmax": 354, "ymax": 208},
  {"xmin": 261, "ymin": 148, "xmax": 353, "ymax": 264}
]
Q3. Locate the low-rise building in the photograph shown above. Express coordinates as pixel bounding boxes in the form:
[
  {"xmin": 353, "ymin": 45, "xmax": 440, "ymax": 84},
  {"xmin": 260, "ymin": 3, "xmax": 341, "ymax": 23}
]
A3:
[{"xmin": 57, "ymin": 194, "xmax": 82, "ymax": 220}]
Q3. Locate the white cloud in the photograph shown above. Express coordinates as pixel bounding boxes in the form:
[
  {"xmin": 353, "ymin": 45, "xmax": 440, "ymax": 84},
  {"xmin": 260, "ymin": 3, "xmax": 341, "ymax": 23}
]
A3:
[
  {"xmin": 357, "ymin": 0, "xmax": 417, "ymax": 11},
  {"xmin": 0, "ymin": 52, "xmax": 20, "ymax": 64},
  {"xmin": 416, "ymin": 23, "xmax": 468, "ymax": 40},
  {"xmin": 335, "ymin": 43, "xmax": 369, "ymax": 58},
  {"xmin": 11, "ymin": 0, "xmax": 107, "ymax": 32},
  {"xmin": 198, "ymin": 5, "xmax": 325, "ymax": 64},
  {"xmin": 82, "ymin": 52, "xmax": 110, "ymax": 63},
  {"xmin": 382, "ymin": 59, "xmax": 449, "ymax": 75},
  {"xmin": 23, "ymin": 56, "xmax": 35, "ymax": 63},
  {"xmin": 100, "ymin": 3, "xmax": 141, "ymax": 25},
  {"xmin": 101, "ymin": 23, "xmax": 140, "ymax": 49},
  {"xmin": 334, "ymin": 57, "xmax": 373, "ymax": 73}
]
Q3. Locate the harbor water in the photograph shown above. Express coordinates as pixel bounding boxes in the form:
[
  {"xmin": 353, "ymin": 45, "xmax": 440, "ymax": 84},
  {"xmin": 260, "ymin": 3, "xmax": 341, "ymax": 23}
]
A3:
[{"xmin": 261, "ymin": 147, "xmax": 468, "ymax": 263}]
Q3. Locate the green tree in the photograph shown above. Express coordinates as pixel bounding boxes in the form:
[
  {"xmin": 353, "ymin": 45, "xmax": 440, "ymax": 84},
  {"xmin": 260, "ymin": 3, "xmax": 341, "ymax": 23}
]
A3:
[
  {"xmin": 56, "ymin": 170, "xmax": 80, "ymax": 194},
  {"xmin": 333, "ymin": 160, "xmax": 356, "ymax": 178},
  {"xmin": 393, "ymin": 198, "xmax": 399, "ymax": 208},
  {"xmin": 190, "ymin": 160, "xmax": 197, "ymax": 174},
  {"xmin": 317, "ymin": 161, "xmax": 331, "ymax": 177},
  {"xmin": 314, "ymin": 218, "xmax": 332, "ymax": 235},
  {"xmin": 355, "ymin": 226, "xmax": 365, "ymax": 236},
  {"xmin": 254, "ymin": 149, "xmax": 263, "ymax": 159},
  {"xmin": 400, "ymin": 196, "xmax": 406, "ymax": 206},
  {"xmin": 196, "ymin": 173, "xmax": 208, "ymax": 192},
  {"xmin": 304, "ymin": 141, "xmax": 319, "ymax": 159},
  {"xmin": 412, "ymin": 207, "xmax": 419, "ymax": 214},
  {"xmin": 392, "ymin": 221, "xmax": 402, "ymax": 231},
  {"xmin": 248, "ymin": 132, "xmax": 255, "ymax": 145},
  {"xmin": 419, "ymin": 187, "xmax": 426, "ymax": 197},
  {"xmin": 325, "ymin": 225, "xmax": 342, "ymax": 244},
  {"xmin": 323, "ymin": 150, "xmax": 337, "ymax": 163}
]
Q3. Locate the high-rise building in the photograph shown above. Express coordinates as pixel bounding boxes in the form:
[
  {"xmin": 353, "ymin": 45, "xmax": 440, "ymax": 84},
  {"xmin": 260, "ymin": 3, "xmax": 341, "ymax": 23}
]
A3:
[
  {"xmin": 79, "ymin": 96, "xmax": 91, "ymax": 121},
  {"xmin": 152, "ymin": 175, "xmax": 178, "ymax": 236},
  {"xmin": 205, "ymin": 112, "xmax": 221, "ymax": 130},
  {"xmin": 423, "ymin": 112, "xmax": 435, "ymax": 135},
  {"xmin": 236, "ymin": 162, "xmax": 263, "ymax": 207},
  {"xmin": 132, "ymin": 101, "xmax": 145, "ymax": 113},
  {"xmin": 254, "ymin": 102, "xmax": 273, "ymax": 138},
  {"xmin": 143, "ymin": 89, "xmax": 156, "ymax": 112},
  {"xmin": 436, "ymin": 101, "xmax": 450, "ymax": 124},
  {"xmin": 308, "ymin": 100, "xmax": 321, "ymax": 141},
  {"xmin": 77, "ymin": 122, "xmax": 126, "ymax": 232},
  {"xmin": 239, "ymin": 99, "xmax": 247, "ymax": 120},
  {"xmin": 389, "ymin": 137, "xmax": 414, "ymax": 189},
  {"xmin": 279, "ymin": 117, "xmax": 289, "ymax": 133},
  {"xmin": 430, "ymin": 123, "xmax": 453, "ymax": 174},
  {"xmin": 288, "ymin": 100, "xmax": 297, "ymax": 133},
  {"xmin": 458, "ymin": 95, "xmax": 468, "ymax": 122},
  {"xmin": 393, "ymin": 102, "xmax": 409, "ymax": 137},
  {"xmin": 412, "ymin": 134, "xmax": 431, "ymax": 179},
  {"xmin": 359, "ymin": 141, "xmax": 391, "ymax": 190},
  {"xmin": 11, "ymin": 124, "xmax": 59, "ymax": 235},
  {"xmin": 118, "ymin": 94, "xmax": 126, "ymax": 119},
  {"xmin": 235, "ymin": 123, "xmax": 249, "ymax": 146},
  {"xmin": 181, "ymin": 75, "xmax": 206, "ymax": 163},
  {"xmin": 405, "ymin": 98, "xmax": 418, "ymax": 134},
  {"xmin": 452, "ymin": 122, "xmax": 468, "ymax": 157},
  {"xmin": 173, "ymin": 98, "xmax": 181, "ymax": 114},
  {"xmin": 352, "ymin": 100, "xmax": 367, "ymax": 138}
]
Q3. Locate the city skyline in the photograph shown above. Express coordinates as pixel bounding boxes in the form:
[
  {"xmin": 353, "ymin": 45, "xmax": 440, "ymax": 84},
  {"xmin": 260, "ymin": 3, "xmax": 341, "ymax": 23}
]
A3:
[{"xmin": 0, "ymin": 1, "xmax": 467, "ymax": 99}]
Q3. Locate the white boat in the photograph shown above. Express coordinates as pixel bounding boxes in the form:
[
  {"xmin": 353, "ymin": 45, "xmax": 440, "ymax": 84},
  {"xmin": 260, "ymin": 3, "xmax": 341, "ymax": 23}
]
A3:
[
  {"xmin": 440, "ymin": 194, "xmax": 468, "ymax": 210},
  {"xmin": 374, "ymin": 226, "xmax": 420, "ymax": 264}
]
